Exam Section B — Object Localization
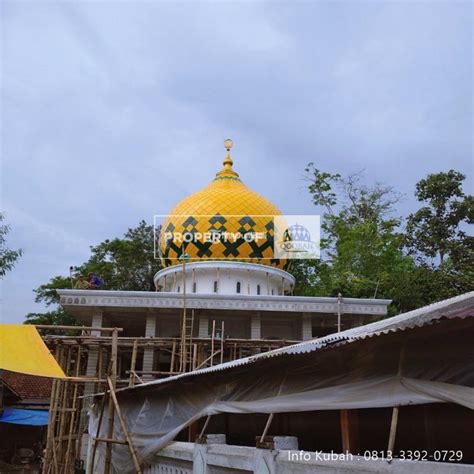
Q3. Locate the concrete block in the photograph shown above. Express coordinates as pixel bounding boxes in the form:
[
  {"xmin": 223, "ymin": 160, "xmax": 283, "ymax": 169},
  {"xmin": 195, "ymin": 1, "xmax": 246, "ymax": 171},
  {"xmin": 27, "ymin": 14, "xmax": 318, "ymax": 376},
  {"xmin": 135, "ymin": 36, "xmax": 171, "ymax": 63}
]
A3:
[
  {"xmin": 273, "ymin": 436, "xmax": 298, "ymax": 450},
  {"xmin": 205, "ymin": 434, "xmax": 226, "ymax": 445}
]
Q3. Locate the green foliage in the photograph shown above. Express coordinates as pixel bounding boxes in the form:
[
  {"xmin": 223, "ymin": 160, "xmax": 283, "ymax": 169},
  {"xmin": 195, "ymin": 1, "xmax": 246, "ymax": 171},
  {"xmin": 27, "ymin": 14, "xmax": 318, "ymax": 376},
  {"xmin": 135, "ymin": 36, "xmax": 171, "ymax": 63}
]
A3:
[
  {"xmin": 305, "ymin": 163, "xmax": 340, "ymax": 213},
  {"xmin": 34, "ymin": 275, "xmax": 72, "ymax": 306},
  {"xmin": 75, "ymin": 220, "xmax": 161, "ymax": 292},
  {"xmin": 406, "ymin": 170, "xmax": 473, "ymax": 265},
  {"xmin": 289, "ymin": 259, "xmax": 333, "ymax": 297},
  {"xmin": 406, "ymin": 170, "xmax": 473, "ymax": 297},
  {"xmin": 299, "ymin": 166, "xmax": 473, "ymax": 314},
  {"xmin": 0, "ymin": 213, "xmax": 23, "ymax": 278},
  {"xmin": 24, "ymin": 308, "xmax": 80, "ymax": 335}
]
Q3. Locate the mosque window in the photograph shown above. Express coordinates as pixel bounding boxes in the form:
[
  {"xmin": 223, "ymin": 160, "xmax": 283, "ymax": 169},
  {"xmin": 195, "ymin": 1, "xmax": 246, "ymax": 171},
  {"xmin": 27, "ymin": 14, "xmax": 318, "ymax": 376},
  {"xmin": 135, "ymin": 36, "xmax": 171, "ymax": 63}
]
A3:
[
  {"xmin": 213, "ymin": 281, "xmax": 218, "ymax": 293},
  {"xmin": 192, "ymin": 282, "xmax": 197, "ymax": 293},
  {"xmin": 236, "ymin": 281, "xmax": 241, "ymax": 294},
  {"xmin": 257, "ymin": 284, "xmax": 261, "ymax": 295}
]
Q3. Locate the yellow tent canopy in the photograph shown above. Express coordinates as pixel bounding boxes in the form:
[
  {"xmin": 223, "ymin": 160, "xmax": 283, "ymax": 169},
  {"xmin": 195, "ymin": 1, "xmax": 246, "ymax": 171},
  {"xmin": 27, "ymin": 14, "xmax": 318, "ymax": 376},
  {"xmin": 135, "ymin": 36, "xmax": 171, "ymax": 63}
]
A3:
[{"xmin": 0, "ymin": 324, "xmax": 66, "ymax": 378}]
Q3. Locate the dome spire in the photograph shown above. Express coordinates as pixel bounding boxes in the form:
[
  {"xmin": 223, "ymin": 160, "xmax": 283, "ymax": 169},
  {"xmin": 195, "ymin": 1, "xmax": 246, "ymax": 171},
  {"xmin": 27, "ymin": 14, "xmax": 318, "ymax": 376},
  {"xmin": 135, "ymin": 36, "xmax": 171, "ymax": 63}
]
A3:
[{"xmin": 216, "ymin": 138, "xmax": 240, "ymax": 179}]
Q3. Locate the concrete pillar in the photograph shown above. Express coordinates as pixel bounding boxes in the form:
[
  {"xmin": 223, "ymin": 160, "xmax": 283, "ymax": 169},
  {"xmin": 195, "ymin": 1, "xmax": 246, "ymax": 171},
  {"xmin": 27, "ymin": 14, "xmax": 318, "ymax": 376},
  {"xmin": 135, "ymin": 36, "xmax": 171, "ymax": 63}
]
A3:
[
  {"xmin": 193, "ymin": 435, "xmax": 227, "ymax": 474},
  {"xmin": 85, "ymin": 311, "xmax": 103, "ymax": 380},
  {"xmin": 301, "ymin": 313, "xmax": 312, "ymax": 341},
  {"xmin": 199, "ymin": 315, "xmax": 209, "ymax": 338},
  {"xmin": 143, "ymin": 313, "xmax": 157, "ymax": 377},
  {"xmin": 251, "ymin": 313, "xmax": 261, "ymax": 340}
]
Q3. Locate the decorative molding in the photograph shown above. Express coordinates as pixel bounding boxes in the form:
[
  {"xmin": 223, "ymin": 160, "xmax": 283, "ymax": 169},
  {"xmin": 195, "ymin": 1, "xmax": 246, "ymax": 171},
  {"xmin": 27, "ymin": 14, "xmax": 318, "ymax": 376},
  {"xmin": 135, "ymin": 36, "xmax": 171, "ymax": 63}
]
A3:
[{"xmin": 58, "ymin": 290, "xmax": 390, "ymax": 315}]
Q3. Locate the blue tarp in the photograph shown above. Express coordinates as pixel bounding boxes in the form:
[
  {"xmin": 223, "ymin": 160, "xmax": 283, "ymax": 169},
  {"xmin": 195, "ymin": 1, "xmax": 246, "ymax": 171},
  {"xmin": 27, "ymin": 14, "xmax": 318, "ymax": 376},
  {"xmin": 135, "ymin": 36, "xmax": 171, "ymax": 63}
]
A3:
[{"xmin": 0, "ymin": 408, "xmax": 49, "ymax": 426}]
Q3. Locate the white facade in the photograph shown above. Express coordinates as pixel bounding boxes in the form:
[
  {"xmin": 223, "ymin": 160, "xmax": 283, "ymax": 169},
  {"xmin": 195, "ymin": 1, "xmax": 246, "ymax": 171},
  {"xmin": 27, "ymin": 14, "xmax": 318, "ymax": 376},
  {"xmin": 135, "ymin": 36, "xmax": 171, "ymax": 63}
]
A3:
[{"xmin": 154, "ymin": 261, "xmax": 296, "ymax": 297}]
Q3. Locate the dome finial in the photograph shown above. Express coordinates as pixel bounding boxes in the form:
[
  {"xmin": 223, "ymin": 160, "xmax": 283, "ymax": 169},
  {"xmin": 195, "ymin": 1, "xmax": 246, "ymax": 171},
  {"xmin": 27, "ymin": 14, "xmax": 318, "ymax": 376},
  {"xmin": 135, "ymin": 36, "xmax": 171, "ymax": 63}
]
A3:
[
  {"xmin": 216, "ymin": 138, "xmax": 239, "ymax": 179},
  {"xmin": 223, "ymin": 138, "xmax": 234, "ymax": 167},
  {"xmin": 224, "ymin": 138, "xmax": 233, "ymax": 152}
]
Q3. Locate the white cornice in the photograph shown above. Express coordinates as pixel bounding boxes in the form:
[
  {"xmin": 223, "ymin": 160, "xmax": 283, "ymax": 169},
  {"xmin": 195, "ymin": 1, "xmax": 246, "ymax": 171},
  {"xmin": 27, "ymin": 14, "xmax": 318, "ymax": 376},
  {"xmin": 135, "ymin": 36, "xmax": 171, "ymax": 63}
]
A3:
[{"xmin": 57, "ymin": 289, "xmax": 391, "ymax": 315}]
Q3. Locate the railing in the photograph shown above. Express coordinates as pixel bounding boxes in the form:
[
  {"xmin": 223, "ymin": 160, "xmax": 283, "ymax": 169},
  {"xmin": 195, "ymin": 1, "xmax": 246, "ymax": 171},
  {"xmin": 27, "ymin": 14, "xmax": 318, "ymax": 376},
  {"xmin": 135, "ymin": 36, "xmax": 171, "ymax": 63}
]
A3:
[{"xmin": 144, "ymin": 441, "xmax": 474, "ymax": 474}]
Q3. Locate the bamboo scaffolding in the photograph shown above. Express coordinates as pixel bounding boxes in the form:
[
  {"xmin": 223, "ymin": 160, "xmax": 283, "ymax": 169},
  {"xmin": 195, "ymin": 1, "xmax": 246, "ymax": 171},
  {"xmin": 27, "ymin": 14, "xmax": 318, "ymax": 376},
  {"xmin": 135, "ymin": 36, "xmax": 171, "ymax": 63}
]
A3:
[{"xmin": 41, "ymin": 327, "xmax": 300, "ymax": 472}]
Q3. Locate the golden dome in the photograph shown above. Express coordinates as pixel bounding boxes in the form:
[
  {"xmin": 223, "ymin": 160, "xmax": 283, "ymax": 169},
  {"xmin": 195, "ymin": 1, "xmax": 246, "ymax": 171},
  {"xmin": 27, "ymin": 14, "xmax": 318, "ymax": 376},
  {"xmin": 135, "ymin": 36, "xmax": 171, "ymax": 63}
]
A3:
[{"xmin": 159, "ymin": 141, "xmax": 288, "ymax": 270}]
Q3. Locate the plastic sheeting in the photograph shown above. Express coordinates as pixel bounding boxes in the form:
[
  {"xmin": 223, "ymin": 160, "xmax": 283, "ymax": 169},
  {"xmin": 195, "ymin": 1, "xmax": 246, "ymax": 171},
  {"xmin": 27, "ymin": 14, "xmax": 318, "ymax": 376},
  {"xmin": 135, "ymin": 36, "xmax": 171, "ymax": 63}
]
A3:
[
  {"xmin": 0, "ymin": 407, "xmax": 49, "ymax": 426},
  {"xmin": 0, "ymin": 325, "xmax": 65, "ymax": 378},
  {"xmin": 89, "ymin": 317, "xmax": 474, "ymax": 473}
]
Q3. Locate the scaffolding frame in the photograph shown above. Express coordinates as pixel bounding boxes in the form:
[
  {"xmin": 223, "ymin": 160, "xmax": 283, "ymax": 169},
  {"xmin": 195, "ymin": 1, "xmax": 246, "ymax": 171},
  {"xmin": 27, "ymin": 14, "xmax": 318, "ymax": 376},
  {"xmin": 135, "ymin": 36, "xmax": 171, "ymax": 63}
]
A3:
[{"xmin": 40, "ymin": 327, "xmax": 299, "ymax": 473}]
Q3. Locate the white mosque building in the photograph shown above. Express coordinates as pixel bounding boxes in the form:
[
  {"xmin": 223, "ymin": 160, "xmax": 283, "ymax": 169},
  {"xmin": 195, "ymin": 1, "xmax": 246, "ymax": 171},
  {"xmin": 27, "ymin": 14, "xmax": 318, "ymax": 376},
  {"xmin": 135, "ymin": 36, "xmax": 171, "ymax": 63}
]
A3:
[{"xmin": 58, "ymin": 140, "xmax": 390, "ymax": 378}]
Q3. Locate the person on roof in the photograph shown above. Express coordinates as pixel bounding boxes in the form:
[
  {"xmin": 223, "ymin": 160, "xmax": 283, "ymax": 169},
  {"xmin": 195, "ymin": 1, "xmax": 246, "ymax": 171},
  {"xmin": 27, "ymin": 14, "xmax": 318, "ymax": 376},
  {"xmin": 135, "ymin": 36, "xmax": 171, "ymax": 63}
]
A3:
[
  {"xmin": 87, "ymin": 272, "xmax": 104, "ymax": 289},
  {"xmin": 74, "ymin": 278, "xmax": 89, "ymax": 289}
]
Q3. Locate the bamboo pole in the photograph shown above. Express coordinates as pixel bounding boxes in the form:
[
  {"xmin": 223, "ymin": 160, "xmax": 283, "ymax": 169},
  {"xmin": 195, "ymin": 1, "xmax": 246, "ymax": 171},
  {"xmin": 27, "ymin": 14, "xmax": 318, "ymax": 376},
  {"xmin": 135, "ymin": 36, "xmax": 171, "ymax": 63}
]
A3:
[
  {"xmin": 129, "ymin": 339, "xmax": 138, "ymax": 387},
  {"xmin": 43, "ymin": 345, "xmax": 61, "ymax": 474},
  {"xmin": 170, "ymin": 340, "xmax": 176, "ymax": 373},
  {"xmin": 260, "ymin": 413, "xmax": 274, "ymax": 440},
  {"xmin": 210, "ymin": 320, "xmax": 216, "ymax": 366},
  {"xmin": 387, "ymin": 344, "xmax": 406, "ymax": 454},
  {"xmin": 197, "ymin": 415, "xmax": 212, "ymax": 442},
  {"xmin": 220, "ymin": 321, "xmax": 224, "ymax": 364},
  {"xmin": 90, "ymin": 390, "xmax": 108, "ymax": 473},
  {"xmin": 35, "ymin": 325, "xmax": 123, "ymax": 333},
  {"xmin": 192, "ymin": 343, "xmax": 198, "ymax": 371},
  {"xmin": 106, "ymin": 377, "xmax": 143, "ymax": 473},
  {"xmin": 179, "ymin": 255, "xmax": 187, "ymax": 373},
  {"xmin": 56, "ymin": 346, "xmax": 72, "ymax": 469},
  {"xmin": 387, "ymin": 407, "xmax": 399, "ymax": 453},
  {"xmin": 104, "ymin": 329, "xmax": 118, "ymax": 473},
  {"xmin": 64, "ymin": 346, "xmax": 82, "ymax": 473},
  {"xmin": 128, "ymin": 370, "xmax": 143, "ymax": 384},
  {"xmin": 195, "ymin": 350, "xmax": 222, "ymax": 370},
  {"xmin": 51, "ymin": 345, "xmax": 65, "ymax": 474}
]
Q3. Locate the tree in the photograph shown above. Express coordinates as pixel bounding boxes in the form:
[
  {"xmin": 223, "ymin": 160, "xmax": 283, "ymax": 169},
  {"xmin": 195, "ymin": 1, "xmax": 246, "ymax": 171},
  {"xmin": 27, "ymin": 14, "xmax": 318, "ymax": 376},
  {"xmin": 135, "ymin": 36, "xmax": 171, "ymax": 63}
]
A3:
[
  {"xmin": 26, "ymin": 220, "xmax": 162, "ymax": 330},
  {"xmin": 33, "ymin": 275, "xmax": 72, "ymax": 307},
  {"xmin": 406, "ymin": 170, "xmax": 473, "ymax": 265},
  {"xmin": 406, "ymin": 170, "xmax": 473, "ymax": 296},
  {"xmin": 0, "ymin": 213, "xmax": 22, "ymax": 277},
  {"xmin": 76, "ymin": 220, "xmax": 160, "ymax": 291},
  {"xmin": 301, "ymin": 165, "xmax": 421, "ymax": 313},
  {"xmin": 24, "ymin": 308, "xmax": 80, "ymax": 335},
  {"xmin": 300, "ymin": 165, "xmax": 473, "ymax": 313}
]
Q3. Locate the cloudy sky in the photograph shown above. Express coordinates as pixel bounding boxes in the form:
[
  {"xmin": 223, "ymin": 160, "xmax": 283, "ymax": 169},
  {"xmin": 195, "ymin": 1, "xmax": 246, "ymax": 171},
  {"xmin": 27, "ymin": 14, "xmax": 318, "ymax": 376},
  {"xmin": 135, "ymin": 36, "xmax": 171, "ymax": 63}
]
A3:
[{"xmin": 1, "ymin": 1, "xmax": 472, "ymax": 323}]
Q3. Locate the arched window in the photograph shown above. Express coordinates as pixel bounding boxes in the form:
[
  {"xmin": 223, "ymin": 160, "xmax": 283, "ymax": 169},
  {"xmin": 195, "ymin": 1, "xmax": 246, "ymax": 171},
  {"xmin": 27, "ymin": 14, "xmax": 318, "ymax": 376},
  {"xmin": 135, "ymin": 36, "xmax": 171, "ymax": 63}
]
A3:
[
  {"xmin": 213, "ymin": 281, "xmax": 218, "ymax": 293},
  {"xmin": 177, "ymin": 286, "xmax": 181, "ymax": 293},
  {"xmin": 192, "ymin": 282, "xmax": 197, "ymax": 293},
  {"xmin": 257, "ymin": 284, "xmax": 261, "ymax": 295},
  {"xmin": 271, "ymin": 288, "xmax": 274, "ymax": 295},
  {"xmin": 236, "ymin": 281, "xmax": 241, "ymax": 294}
]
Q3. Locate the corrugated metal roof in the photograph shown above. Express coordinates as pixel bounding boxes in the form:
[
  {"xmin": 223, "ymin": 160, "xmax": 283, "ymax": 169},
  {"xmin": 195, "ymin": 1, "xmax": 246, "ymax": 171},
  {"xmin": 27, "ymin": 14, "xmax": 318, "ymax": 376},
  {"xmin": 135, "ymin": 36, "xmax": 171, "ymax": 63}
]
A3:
[{"xmin": 120, "ymin": 292, "xmax": 474, "ymax": 393}]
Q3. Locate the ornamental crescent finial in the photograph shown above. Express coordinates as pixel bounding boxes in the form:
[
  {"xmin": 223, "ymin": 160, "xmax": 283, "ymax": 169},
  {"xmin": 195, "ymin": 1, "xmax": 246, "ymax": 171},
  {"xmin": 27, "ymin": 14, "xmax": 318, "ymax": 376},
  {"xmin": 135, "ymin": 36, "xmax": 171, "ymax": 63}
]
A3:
[
  {"xmin": 215, "ymin": 138, "xmax": 239, "ymax": 179},
  {"xmin": 224, "ymin": 138, "xmax": 233, "ymax": 151}
]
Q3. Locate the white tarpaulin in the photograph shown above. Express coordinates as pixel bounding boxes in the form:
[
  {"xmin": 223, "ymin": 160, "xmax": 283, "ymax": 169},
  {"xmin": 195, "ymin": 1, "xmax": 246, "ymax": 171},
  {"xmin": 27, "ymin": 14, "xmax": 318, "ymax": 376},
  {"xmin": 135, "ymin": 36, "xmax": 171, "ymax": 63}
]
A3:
[{"xmin": 89, "ymin": 313, "xmax": 474, "ymax": 473}]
